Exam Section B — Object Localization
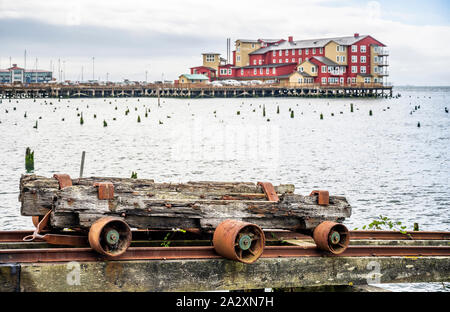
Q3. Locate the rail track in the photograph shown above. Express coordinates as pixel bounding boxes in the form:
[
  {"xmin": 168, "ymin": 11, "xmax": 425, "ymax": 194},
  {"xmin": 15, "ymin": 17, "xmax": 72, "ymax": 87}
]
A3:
[
  {"xmin": 2, "ymin": 229, "xmax": 449, "ymax": 242},
  {"xmin": 0, "ymin": 229, "xmax": 449, "ymax": 264}
]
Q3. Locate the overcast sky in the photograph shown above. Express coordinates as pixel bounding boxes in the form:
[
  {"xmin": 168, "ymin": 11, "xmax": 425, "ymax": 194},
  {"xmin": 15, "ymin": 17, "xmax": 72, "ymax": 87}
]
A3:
[{"xmin": 0, "ymin": 0, "xmax": 449, "ymax": 85}]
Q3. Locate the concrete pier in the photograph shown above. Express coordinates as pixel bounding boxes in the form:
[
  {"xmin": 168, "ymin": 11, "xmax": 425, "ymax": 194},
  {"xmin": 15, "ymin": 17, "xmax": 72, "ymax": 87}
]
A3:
[{"xmin": 0, "ymin": 256, "xmax": 448, "ymax": 292}]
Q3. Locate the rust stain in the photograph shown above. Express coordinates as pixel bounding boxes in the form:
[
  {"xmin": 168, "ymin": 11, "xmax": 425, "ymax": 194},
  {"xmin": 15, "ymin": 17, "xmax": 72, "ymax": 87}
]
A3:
[{"xmin": 104, "ymin": 262, "xmax": 124, "ymax": 284}]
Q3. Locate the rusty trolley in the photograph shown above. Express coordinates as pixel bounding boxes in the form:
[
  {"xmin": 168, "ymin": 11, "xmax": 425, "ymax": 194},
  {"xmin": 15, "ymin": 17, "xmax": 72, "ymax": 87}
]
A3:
[{"xmin": 20, "ymin": 174, "xmax": 352, "ymax": 263}]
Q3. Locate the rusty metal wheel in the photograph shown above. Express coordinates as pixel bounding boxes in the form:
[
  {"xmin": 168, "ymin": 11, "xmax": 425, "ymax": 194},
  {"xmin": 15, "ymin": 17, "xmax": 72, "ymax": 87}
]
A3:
[
  {"xmin": 213, "ymin": 219, "xmax": 265, "ymax": 264},
  {"xmin": 313, "ymin": 221, "xmax": 350, "ymax": 254},
  {"xmin": 88, "ymin": 217, "xmax": 132, "ymax": 257}
]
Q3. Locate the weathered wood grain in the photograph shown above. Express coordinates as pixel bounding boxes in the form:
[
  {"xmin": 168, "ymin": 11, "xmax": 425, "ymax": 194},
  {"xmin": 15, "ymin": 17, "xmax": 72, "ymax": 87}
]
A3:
[{"xmin": 19, "ymin": 174, "xmax": 351, "ymax": 231}]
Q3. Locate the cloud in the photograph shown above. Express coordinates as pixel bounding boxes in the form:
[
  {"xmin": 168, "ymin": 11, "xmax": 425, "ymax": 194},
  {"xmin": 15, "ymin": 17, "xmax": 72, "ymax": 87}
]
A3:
[{"xmin": 0, "ymin": 0, "xmax": 449, "ymax": 84}]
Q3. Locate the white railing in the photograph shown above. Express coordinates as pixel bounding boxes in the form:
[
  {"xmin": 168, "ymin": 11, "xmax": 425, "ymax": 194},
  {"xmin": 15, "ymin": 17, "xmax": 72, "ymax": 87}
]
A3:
[
  {"xmin": 377, "ymin": 59, "xmax": 389, "ymax": 66},
  {"xmin": 378, "ymin": 48, "xmax": 389, "ymax": 56}
]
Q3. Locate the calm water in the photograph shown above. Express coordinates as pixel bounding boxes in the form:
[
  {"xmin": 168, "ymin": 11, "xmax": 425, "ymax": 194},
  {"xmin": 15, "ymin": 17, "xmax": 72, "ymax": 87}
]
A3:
[{"xmin": 0, "ymin": 86, "xmax": 449, "ymax": 292}]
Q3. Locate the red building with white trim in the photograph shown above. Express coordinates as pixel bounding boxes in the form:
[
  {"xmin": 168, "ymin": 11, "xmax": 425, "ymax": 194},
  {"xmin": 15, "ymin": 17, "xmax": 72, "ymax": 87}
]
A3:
[{"xmin": 184, "ymin": 33, "xmax": 389, "ymax": 86}]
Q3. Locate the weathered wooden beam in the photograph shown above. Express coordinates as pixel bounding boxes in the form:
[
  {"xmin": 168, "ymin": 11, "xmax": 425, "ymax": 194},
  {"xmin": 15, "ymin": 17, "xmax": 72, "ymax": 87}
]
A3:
[
  {"xmin": 20, "ymin": 174, "xmax": 351, "ymax": 232},
  {"xmin": 8, "ymin": 256, "xmax": 449, "ymax": 292}
]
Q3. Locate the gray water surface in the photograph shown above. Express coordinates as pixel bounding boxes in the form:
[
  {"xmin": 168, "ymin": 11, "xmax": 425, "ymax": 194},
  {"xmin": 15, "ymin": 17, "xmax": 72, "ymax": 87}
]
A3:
[{"xmin": 0, "ymin": 86, "xmax": 449, "ymax": 291}]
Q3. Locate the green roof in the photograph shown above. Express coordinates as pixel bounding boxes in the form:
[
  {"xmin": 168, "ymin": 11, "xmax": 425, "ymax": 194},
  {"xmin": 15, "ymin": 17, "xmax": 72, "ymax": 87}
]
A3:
[{"xmin": 180, "ymin": 74, "xmax": 209, "ymax": 80}]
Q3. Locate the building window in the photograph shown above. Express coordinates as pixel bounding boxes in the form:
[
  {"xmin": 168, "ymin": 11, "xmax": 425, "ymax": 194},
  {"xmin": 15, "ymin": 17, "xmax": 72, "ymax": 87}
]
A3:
[
  {"xmin": 299, "ymin": 49, "xmax": 302, "ymax": 55},
  {"xmin": 266, "ymin": 68, "xmax": 269, "ymax": 74},
  {"xmin": 260, "ymin": 68, "xmax": 263, "ymax": 74},
  {"xmin": 336, "ymin": 56, "xmax": 340, "ymax": 63},
  {"xmin": 237, "ymin": 56, "xmax": 241, "ymax": 62},
  {"xmin": 360, "ymin": 66, "xmax": 366, "ymax": 73},
  {"xmin": 273, "ymin": 59, "xmax": 276, "ymax": 63},
  {"xmin": 319, "ymin": 48, "xmax": 323, "ymax": 54},
  {"xmin": 285, "ymin": 50, "xmax": 288, "ymax": 56},
  {"xmin": 361, "ymin": 56, "xmax": 366, "ymax": 63},
  {"xmin": 312, "ymin": 48, "xmax": 316, "ymax": 54},
  {"xmin": 258, "ymin": 60, "xmax": 262, "ymax": 65},
  {"xmin": 322, "ymin": 77, "xmax": 326, "ymax": 84},
  {"xmin": 321, "ymin": 66, "xmax": 326, "ymax": 73},
  {"xmin": 237, "ymin": 46, "xmax": 240, "ymax": 52},
  {"xmin": 240, "ymin": 68, "xmax": 244, "ymax": 75},
  {"xmin": 360, "ymin": 45, "xmax": 366, "ymax": 53},
  {"xmin": 364, "ymin": 77, "xmax": 371, "ymax": 83},
  {"xmin": 278, "ymin": 50, "xmax": 282, "ymax": 56},
  {"xmin": 292, "ymin": 58, "xmax": 295, "ymax": 62},
  {"xmin": 352, "ymin": 66, "xmax": 357, "ymax": 73},
  {"xmin": 293, "ymin": 50, "xmax": 296, "ymax": 55},
  {"xmin": 252, "ymin": 43, "xmax": 255, "ymax": 48},
  {"xmin": 351, "ymin": 45, "xmax": 357, "ymax": 52},
  {"xmin": 352, "ymin": 77, "xmax": 356, "ymax": 83},
  {"xmin": 311, "ymin": 66, "xmax": 316, "ymax": 73},
  {"xmin": 299, "ymin": 66, "xmax": 304, "ymax": 72},
  {"xmin": 273, "ymin": 68, "xmax": 276, "ymax": 74},
  {"xmin": 352, "ymin": 55, "xmax": 357, "ymax": 63},
  {"xmin": 374, "ymin": 67, "xmax": 378, "ymax": 73},
  {"xmin": 298, "ymin": 58, "xmax": 302, "ymax": 63},
  {"xmin": 273, "ymin": 51, "xmax": 276, "ymax": 56},
  {"xmin": 228, "ymin": 69, "xmax": 232, "ymax": 75},
  {"xmin": 253, "ymin": 68, "xmax": 257, "ymax": 75},
  {"xmin": 341, "ymin": 56, "xmax": 346, "ymax": 63},
  {"xmin": 253, "ymin": 60, "xmax": 257, "ymax": 65},
  {"xmin": 305, "ymin": 49, "xmax": 309, "ymax": 55},
  {"xmin": 206, "ymin": 54, "xmax": 215, "ymax": 62},
  {"xmin": 374, "ymin": 56, "xmax": 378, "ymax": 63},
  {"xmin": 298, "ymin": 78, "xmax": 302, "ymax": 83},
  {"xmin": 285, "ymin": 58, "xmax": 288, "ymax": 63},
  {"xmin": 328, "ymin": 66, "xmax": 332, "ymax": 73}
]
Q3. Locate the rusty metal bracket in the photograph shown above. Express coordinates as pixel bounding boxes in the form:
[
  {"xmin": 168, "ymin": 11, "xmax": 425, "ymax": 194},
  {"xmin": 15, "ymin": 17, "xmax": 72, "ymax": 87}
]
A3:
[
  {"xmin": 53, "ymin": 174, "xmax": 72, "ymax": 189},
  {"xmin": 310, "ymin": 190, "xmax": 330, "ymax": 206},
  {"xmin": 257, "ymin": 182, "xmax": 279, "ymax": 202},
  {"xmin": 94, "ymin": 182, "xmax": 114, "ymax": 200},
  {"xmin": 24, "ymin": 209, "xmax": 87, "ymax": 246},
  {"xmin": 23, "ymin": 209, "xmax": 52, "ymax": 242}
]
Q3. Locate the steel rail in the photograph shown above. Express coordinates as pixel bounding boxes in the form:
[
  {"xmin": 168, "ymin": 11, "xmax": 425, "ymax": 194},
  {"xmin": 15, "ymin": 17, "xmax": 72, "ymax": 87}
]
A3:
[
  {"xmin": 1, "ymin": 230, "xmax": 450, "ymax": 243},
  {"xmin": 0, "ymin": 245, "xmax": 449, "ymax": 264}
]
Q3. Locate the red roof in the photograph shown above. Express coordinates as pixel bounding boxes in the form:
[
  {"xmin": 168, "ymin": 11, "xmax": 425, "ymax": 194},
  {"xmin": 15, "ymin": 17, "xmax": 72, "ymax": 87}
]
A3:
[
  {"xmin": 190, "ymin": 65, "xmax": 216, "ymax": 72},
  {"xmin": 8, "ymin": 66, "xmax": 24, "ymax": 70}
]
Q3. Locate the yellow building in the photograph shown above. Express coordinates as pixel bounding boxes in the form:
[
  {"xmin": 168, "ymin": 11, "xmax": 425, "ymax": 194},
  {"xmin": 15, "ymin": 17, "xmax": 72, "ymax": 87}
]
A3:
[
  {"xmin": 297, "ymin": 60, "xmax": 319, "ymax": 77},
  {"xmin": 234, "ymin": 40, "xmax": 262, "ymax": 67},
  {"xmin": 201, "ymin": 53, "xmax": 221, "ymax": 71},
  {"xmin": 178, "ymin": 74, "xmax": 209, "ymax": 85}
]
